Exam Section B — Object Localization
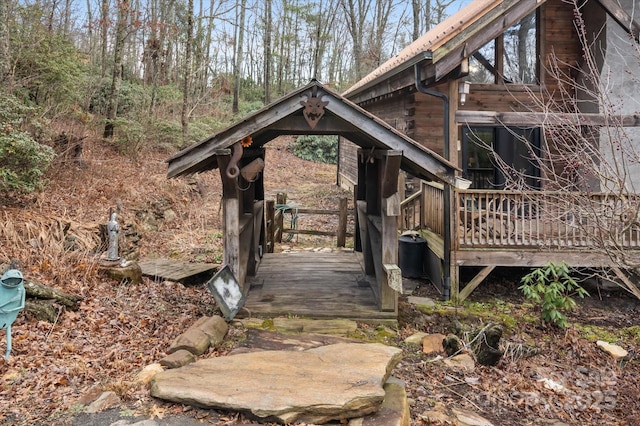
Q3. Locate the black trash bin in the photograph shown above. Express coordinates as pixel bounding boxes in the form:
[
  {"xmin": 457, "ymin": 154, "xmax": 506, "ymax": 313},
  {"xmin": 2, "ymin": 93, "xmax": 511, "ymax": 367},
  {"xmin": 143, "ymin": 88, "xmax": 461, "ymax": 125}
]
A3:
[{"xmin": 398, "ymin": 233, "xmax": 427, "ymax": 278}]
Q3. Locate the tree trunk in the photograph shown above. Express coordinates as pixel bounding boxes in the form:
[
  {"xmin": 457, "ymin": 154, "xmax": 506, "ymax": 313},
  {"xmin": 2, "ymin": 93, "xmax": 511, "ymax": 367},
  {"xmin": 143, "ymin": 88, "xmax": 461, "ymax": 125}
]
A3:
[
  {"xmin": 100, "ymin": 0, "xmax": 109, "ymax": 79},
  {"xmin": 25, "ymin": 300, "xmax": 60, "ymax": 323},
  {"xmin": 23, "ymin": 280, "xmax": 83, "ymax": 310},
  {"xmin": 263, "ymin": 0, "xmax": 272, "ymax": 104},
  {"xmin": 0, "ymin": 0, "xmax": 9, "ymax": 85},
  {"xmin": 103, "ymin": 0, "xmax": 129, "ymax": 139},
  {"xmin": 181, "ymin": 0, "xmax": 194, "ymax": 145},
  {"xmin": 232, "ymin": 0, "xmax": 247, "ymax": 114}
]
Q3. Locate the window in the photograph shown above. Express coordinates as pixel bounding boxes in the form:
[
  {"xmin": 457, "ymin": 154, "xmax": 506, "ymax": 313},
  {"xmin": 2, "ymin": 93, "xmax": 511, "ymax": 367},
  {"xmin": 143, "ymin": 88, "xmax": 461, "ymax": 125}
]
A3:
[
  {"xmin": 462, "ymin": 126, "xmax": 541, "ymax": 189},
  {"xmin": 468, "ymin": 10, "xmax": 538, "ymax": 84}
]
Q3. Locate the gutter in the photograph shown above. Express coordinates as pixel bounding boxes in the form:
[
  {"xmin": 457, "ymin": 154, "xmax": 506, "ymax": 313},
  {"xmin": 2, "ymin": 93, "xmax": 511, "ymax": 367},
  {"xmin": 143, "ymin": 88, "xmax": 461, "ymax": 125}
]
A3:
[
  {"xmin": 414, "ymin": 62, "xmax": 452, "ymax": 301},
  {"xmin": 344, "ymin": 51, "xmax": 434, "ymax": 98}
]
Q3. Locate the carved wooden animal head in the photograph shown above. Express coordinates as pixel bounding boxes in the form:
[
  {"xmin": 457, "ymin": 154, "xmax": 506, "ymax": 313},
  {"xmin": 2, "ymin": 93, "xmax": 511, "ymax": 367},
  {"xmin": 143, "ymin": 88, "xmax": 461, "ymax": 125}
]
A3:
[{"xmin": 300, "ymin": 95, "xmax": 328, "ymax": 129}]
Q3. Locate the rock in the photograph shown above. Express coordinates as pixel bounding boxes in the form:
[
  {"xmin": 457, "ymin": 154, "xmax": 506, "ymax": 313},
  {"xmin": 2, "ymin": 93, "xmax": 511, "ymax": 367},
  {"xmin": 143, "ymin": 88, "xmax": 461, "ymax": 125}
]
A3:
[
  {"xmin": 238, "ymin": 329, "xmax": 359, "ymax": 351},
  {"xmin": 168, "ymin": 327, "xmax": 210, "ymax": 355},
  {"xmin": 151, "ymin": 343, "xmax": 403, "ymax": 424},
  {"xmin": 272, "ymin": 318, "xmax": 358, "ymax": 335},
  {"xmin": 163, "ymin": 209, "xmax": 177, "ymax": 221},
  {"xmin": 596, "ymin": 340, "xmax": 628, "ymax": 359},
  {"xmin": 168, "ymin": 316, "xmax": 228, "ymax": 356},
  {"xmin": 403, "ymin": 332, "xmax": 429, "ymax": 345},
  {"xmin": 85, "ymin": 391, "xmax": 121, "ymax": 414},
  {"xmin": 135, "ymin": 363, "xmax": 164, "ymax": 384},
  {"xmin": 348, "ymin": 377, "xmax": 410, "ymax": 426},
  {"xmin": 443, "ymin": 353, "xmax": 475, "ymax": 372},
  {"xmin": 421, "ymin": 333, "xmax": 445, "ymax": 355},
  {"xmin": 407, "ymin": 296, "xmax": 435, "ymax": 307},
  {"xmin": 450, "ymin": 407, "xmax": 494, "ymax": 426},
  {"xmin": 77, "ymin": 384, "xmax": 105, "ymax": 405},
  {"xmin": 99, "ymin": 262, "xmax": 143, "ymax": 284},
  {"xmin": 160, "ymin": 349, "xmax": 197, "ymax": 369},
  {"xmin": 193, "ymin": 315, "xmax": 228, "ymax": 347}
]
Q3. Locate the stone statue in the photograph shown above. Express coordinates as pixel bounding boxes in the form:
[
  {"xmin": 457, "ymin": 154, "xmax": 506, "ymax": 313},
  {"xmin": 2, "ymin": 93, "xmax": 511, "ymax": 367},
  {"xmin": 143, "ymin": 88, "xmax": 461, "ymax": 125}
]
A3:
[{"xmin": 106, "ymin": 212, "xmax": 120, "ymax": 261}]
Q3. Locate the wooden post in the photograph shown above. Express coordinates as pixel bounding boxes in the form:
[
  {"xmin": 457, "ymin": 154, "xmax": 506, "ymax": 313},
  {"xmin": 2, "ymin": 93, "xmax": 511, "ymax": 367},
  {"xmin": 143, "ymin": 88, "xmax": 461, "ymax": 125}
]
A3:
[
  {"xmin": 337, "ymin": 197, "xmax": 347, "ymax": 247},
  {"xmin": 353, "ymin": 185, "xmax": 362, "ymax": 252},
  {"xmin": 380, "ymin": 151, "xmax": 402, "ymax": 312},
  {"xmin": 276, "ymin": 209, "xmax": 283, "ymax": 243},
  {"xmin": 266, "ymin": 200, "xmax": 275, "ymax": 253},
  {"xmin": 397, "ymin": 172, "xmax": 406, "ymax": 231},
  {"xmin": 216, "ymin": 151, "xmax": 243, "ymax": 289}
]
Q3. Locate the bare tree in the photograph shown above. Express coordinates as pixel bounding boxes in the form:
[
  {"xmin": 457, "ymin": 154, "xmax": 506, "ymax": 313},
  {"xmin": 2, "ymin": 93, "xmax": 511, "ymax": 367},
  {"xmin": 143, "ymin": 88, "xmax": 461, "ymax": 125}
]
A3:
[
  {"xmin": 181, "ymin": 0, "xmax": 194, "ymax": 144},
  {"xmin": 232, "ymin": 0, "xmax": 247, "ymax": 114},
  {"xmin": 0, "ymin": 0, "xmax": 9, "ymax": 85},
  {"xmin": 103, "ymin": 0, "xmax": 129, "ymax": 139}
]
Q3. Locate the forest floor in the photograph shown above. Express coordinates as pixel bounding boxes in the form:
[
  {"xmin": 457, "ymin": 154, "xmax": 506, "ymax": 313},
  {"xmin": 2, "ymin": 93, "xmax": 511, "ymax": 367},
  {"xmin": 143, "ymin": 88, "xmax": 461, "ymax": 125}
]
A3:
[{"xmin": 0, "ymin": 135, "xmax": 639, "ymax": 425}]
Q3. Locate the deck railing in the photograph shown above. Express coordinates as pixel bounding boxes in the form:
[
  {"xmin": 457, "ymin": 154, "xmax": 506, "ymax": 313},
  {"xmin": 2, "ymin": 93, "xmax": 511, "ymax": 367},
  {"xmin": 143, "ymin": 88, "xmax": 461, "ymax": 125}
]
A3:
[{"xmin": 401, "ymin": 181, "xmax": 640, "ymax": 250}]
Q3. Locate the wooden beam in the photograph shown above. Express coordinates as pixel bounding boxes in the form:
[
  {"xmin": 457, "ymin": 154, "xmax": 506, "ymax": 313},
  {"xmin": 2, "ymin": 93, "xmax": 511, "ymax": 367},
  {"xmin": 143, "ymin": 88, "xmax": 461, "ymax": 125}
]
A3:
[
  {"xmin": 167, "ymin": 87, "xmax": 309, "ymax": 177},
  {"xmin": 380, "ymin": 153, "xmax": 401, "ymax": 312},
  {"xmin": 328, "ymin": 95, "xmax": 457, "ymax": 185},
  {"xmin": 457, "ymin": 265, "xmax": 496, "ymax": 303},
  {"xmin": 217, "ymin": 154, "xmax": 242, "ymax": 288},
  {"xmin": 455, "ymin": 249, "xmax": 620, "ymax": 267},
  {"xmin": 434, "ymin": 0, "xmax": 545, "ymax": 80},
  {"xmin": 337, "ymin": 197, "xmax": 348, "ymax": 247},
  {"xmin": 597, "ymin": 0, "xmax": 640, "ymax": 39},
  {"xmin": 456, "ymin": 110, "xmax": 640, "ymax": 127},
  {"xmin": 356, "ymin": 200, "xmax": 375, "ymax": 275},
  {"xmin": 265, "ymin": 115, "xmax": 354, "ymax": 134},
  {"xmin": 611, "ymin": 267, "xmax": 640, "ymax": 300}
]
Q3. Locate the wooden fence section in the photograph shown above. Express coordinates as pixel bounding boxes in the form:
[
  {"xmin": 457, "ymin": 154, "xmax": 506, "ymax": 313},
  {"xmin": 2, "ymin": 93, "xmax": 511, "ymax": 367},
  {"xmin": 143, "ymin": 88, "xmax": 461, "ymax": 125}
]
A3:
[
  {"xmin": 265, "ymin": 197, "xmax": 354, "ymax": 252},
  {"xmin": 400, "ymin": 181, "xmax": 445, "ymax": 236},
  {"xmin": 401, "ymin": 182, "xmax": 640, "ymax": 250},
  {"xmin": 456, "ymin": 190, "xmax": 640, "ymax": 249}
]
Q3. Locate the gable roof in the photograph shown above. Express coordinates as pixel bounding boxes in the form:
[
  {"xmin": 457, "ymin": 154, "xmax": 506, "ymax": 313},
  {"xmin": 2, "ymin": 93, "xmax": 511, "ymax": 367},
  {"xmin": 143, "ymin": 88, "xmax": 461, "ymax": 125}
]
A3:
[
  {"xmin": 166, "ymin": 80, "xmax": 457, "ymax": 184},
  {"xmin": 344, "ymin": 0, "xmax": 546, "ymax": 103}
]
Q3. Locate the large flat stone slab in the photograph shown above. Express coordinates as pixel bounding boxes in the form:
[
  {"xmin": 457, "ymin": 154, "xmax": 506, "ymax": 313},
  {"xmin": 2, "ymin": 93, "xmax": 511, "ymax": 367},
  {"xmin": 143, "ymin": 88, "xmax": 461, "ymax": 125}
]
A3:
[{"xmin": 150, "ymin": 342, "xmax": 403, "ymax": 424}]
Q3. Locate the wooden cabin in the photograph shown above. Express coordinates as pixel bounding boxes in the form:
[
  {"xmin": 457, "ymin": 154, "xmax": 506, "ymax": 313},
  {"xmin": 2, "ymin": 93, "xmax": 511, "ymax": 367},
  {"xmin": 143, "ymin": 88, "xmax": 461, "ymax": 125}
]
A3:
[{"xmin": 340, "ymin": 0, "xmax": 640, "ymax": 302}]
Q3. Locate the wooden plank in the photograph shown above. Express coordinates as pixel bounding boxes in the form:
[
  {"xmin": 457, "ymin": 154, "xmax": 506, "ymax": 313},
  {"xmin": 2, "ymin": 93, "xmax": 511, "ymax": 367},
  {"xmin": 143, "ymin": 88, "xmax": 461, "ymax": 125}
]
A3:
[
  {"xmin": 380, "ymin": 153, "xmax": 401, "ymax": 312},
  {"xmin": 139, "ymin": 258, "xmax": 218, "ymax": 282},
  {"xmin": 454, "ymin": 249, "xmax": 620, "ymax": 267},
  {"xmin": 357, "ymin": 201, "xmax": 375, "ymax": 275},
  {"xmin": 241, "ymin": 252, "xmax": 396, "ymax": 321},
  {"xmin": 457, "ymin": 265, "xmax": 496, "ymax": 303},
  {"xmin": 456, "ymin": 110, "xmax": 640, "ymax": 126},
  {"xmin": 337, "ymin": 197, "xmax": 348, "ymax": 247}
]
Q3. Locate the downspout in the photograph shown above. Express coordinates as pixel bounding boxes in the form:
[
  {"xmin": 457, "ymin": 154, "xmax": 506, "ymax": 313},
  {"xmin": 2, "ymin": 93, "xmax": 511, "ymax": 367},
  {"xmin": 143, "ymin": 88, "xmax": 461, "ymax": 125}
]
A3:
[{"xmin": 414, "ymin": 63, "xmax": 452, "ymax": 301}]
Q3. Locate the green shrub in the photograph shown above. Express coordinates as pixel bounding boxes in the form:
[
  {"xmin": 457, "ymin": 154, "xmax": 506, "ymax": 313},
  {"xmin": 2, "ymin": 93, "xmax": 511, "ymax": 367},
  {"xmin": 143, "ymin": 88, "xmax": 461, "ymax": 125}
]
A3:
[
  {"xmin": 0, "ymin": 131, "xmax": 55, "ymax": 194},
  {"xmin": 292, "ymin": 135, "xmax": 338, "ymax": 164},
  {"xmin": 519, "ymin": 261, "xmax": 589, "ymax": 328},
  {"xmin": 111, "ymin": 117, "xmax": 146, "ymax": 158}
]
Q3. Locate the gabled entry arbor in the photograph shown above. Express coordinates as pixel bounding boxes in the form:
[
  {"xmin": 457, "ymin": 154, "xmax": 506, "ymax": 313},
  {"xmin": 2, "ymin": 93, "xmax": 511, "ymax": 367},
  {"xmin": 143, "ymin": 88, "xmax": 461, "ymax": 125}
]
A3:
[{"xmin": 167, "ymin": 80, "xmax": 456, "ymax": 313}]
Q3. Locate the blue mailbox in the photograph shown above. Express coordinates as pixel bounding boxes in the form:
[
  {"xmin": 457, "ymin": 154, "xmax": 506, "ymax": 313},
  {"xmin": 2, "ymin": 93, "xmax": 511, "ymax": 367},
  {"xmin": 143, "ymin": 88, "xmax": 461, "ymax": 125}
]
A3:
[{"xmin": 0, "ymin": 269, "xmax": 25, "ymax": 361}]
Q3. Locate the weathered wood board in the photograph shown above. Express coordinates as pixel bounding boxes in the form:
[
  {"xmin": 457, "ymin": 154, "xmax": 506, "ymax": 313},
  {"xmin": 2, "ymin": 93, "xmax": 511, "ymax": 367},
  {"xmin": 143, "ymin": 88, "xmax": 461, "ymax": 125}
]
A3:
[
  {"xmin": 242, "ymin": 252, "xmax": 397, "ymax": 322},
  {"xmin": 139, "ymin": 258, "xmax": 219, "ymax": 283}
]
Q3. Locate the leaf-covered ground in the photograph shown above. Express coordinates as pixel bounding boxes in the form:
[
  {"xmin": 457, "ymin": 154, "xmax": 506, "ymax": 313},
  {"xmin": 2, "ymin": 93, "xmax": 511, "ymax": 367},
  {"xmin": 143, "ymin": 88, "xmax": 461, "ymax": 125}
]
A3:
[{"xmin": 0, "ymin": 136, "xmax": 639, "ymax": 425}]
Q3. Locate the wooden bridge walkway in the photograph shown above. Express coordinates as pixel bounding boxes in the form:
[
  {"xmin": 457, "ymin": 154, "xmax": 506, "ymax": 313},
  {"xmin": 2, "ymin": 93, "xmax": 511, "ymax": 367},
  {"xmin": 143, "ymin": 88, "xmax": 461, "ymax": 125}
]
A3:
[{"xmin": 241, "ymin": 251, "xmax": 397, "ymax": 322}]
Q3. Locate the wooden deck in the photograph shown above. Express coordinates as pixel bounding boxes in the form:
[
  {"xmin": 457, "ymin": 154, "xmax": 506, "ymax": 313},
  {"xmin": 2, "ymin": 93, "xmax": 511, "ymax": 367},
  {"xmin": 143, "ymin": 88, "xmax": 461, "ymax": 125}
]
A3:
[
  {"xmin": 241, "ymin": 251, "xmax": 397, "ymax": 322},
  {"xmin": 139, "ymin": 258, "xmax": 219, "ymax": 283}
]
